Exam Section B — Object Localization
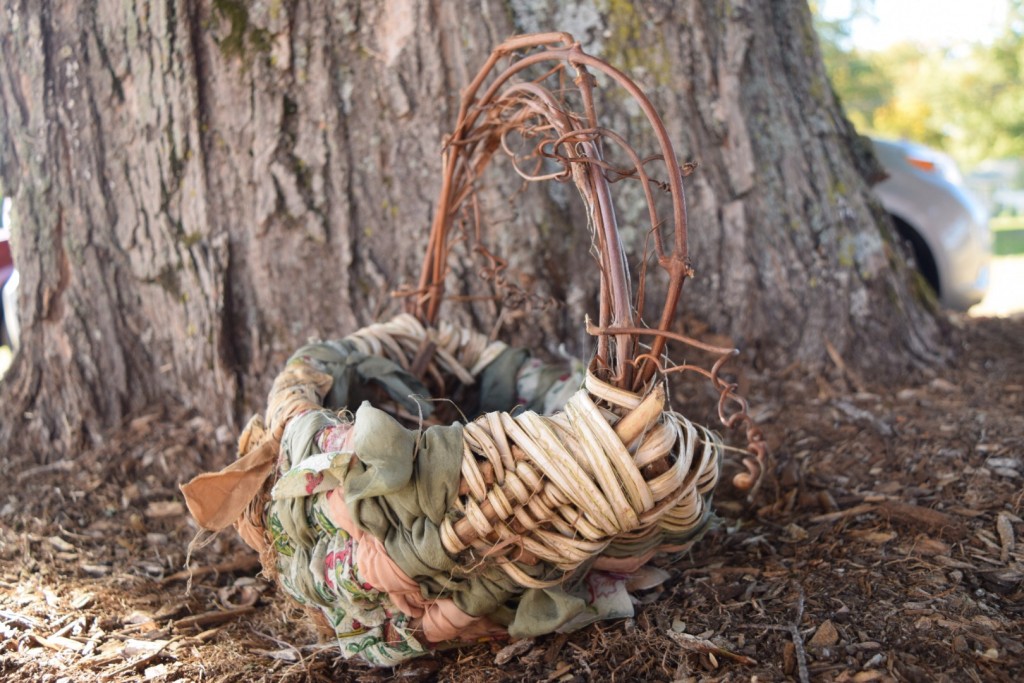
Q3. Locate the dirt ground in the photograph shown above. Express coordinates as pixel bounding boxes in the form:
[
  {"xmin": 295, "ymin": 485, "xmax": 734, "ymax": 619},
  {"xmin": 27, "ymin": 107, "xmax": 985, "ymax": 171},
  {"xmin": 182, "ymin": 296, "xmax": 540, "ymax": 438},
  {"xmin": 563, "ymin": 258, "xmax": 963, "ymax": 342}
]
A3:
[{"xmin": 1, "ymin": 314, "xmax": 1022, "ymax": 682}]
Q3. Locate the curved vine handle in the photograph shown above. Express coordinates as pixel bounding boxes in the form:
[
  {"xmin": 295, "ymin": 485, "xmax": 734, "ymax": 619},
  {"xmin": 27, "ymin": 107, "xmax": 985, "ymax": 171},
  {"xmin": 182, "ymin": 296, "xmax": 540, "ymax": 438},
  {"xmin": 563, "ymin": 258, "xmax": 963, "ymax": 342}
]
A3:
[
  {"xmin": 404, "ymin": 32, "xmax": 766, "ymax": 491},
  {"xmin": 408, "ymin": 32, "xmax": 692, "ymax": 389}
]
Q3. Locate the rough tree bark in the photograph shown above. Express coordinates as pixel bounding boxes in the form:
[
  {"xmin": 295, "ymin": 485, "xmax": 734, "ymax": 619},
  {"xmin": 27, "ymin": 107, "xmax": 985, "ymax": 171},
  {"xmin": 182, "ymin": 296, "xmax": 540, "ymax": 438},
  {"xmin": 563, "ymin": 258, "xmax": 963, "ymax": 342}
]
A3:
[{"xmin": 0, "ymin": 0, "xmax": 941, "ymax": 459}]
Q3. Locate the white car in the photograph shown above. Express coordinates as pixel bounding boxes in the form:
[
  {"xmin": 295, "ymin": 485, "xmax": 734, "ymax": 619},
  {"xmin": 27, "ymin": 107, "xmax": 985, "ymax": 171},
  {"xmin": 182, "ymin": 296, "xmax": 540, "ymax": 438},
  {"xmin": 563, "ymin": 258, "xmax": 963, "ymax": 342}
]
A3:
[
  {"xmin": 871, "ymin": 138, "xmax": 991, "ymax": 310},
  {"xmin": 0, "ymin": 196, "xmax": 16, "ymax": 349}
]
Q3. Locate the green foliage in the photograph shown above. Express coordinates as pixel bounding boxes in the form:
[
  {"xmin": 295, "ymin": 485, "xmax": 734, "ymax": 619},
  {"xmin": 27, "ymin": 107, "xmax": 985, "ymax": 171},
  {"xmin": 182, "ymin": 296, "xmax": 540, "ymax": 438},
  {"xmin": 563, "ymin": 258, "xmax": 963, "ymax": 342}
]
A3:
[
  {"xmin": 815, "ymin": 0, "xmax": 1024, "ymax": 170},
  {"xmin": 993, "ymin": 224, "xmax": 1024, "ymax": 255},
  {"xmin": 992, "ymin": 213, "xmax": 1024, "ymax": 258},
  {"xmin": 943, "ymin": 4, "xmax": 1024, "ymax": 165}
]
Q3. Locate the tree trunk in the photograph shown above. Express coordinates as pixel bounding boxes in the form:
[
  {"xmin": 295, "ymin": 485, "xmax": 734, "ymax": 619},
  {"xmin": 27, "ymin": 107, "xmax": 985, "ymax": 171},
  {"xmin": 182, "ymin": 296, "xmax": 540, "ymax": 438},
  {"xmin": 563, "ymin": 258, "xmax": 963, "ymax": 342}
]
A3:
[{"xmin": 0, "ymin": 0, "xmax": 941, "ymax": 459}]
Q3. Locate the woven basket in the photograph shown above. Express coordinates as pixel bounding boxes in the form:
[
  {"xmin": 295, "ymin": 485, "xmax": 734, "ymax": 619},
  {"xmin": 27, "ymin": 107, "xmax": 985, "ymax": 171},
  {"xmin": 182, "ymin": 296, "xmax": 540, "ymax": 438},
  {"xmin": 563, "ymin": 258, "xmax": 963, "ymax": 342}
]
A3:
[{"xmin": 184, "ymin": 31, "xmax": 766, "ymax": 665}]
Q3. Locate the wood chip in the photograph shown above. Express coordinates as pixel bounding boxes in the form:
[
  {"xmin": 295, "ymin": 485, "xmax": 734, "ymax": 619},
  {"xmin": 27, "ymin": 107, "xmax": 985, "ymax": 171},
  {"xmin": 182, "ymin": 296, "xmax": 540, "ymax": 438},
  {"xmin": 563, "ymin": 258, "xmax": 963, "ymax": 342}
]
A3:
[
  {"xmin": 123, "ymin": 638, "xmax": 171, "ymax": 657},
  {"xmin": 908, "ymin": 537, "xmax": 950, "ymax": 556},
  {"xmin": 71, "ymin": 594, "xmax": 94, "ymax": 610},
  {"xmin": 808, "ymin": 503, "xmax": 876, "ymax": 524},
  {"xmin": 946, "ymin": 506, "xmax": 986, "ymax": 518},
  {"xmin": 495, "ymin": 638, "xmax": 535, "ymax": 665},
  {"xmin": 782, "ymin": 640, "xmax": 796, "ymax": 674},
  {"xmin": 51, "ymin": 616, "xmax": 85, "ymax": 639},
  {"xmin": 79, "ymin": 651, "xmax": 123, "ymax": 668},
  {"xmin": 544, "ymin": 662, "xmax": 573, "ymax": 682},
  {"xmin": 153, "ymin": 603, "xmax": 190, "ymax": 621},
  {"xmin": 80, "ymin": 563, "xmax": 111, "ymax": 577},
  {"xmin": 666, "ymin": 630, "xmax": 757, "ymax": 665},
  {"xmin": 808, "ymin": 620, "xmax": 839, "ymax": 649},
  {"xmin": 878, "ymin": 501, "xmax": 966, "ymax": 539},
  {"xmin": 31, "ymin": 634, "xmax": 85, "ymax": 652},
  {"xmin": 145, "ymin": 663, "xmax": 172, "ymax": 680},
  {"xmin": 185, "ymin": 627, "xmax": 223, "ymax": 643},
  {"xmin": 986, "ymin": 457, "xmax": 1020, "ymax": 471},
  {"xmin": 250, "ymin": 647, "xmax": 300, "ymax": 662},
  {"xmin": 144, "ymin": 501, "xmax": 185, "ymax": 518},
  {"xmin": 0, "ymin": 609, "xmax": 42, "ymax": 629},
  {"xmin": 47, "ymin": 535, "xmax": 75, "ymax": 552},
  {"xmin": 996, "ymin": 513, "xmax": 1015, "ymax": 564},
  {"xmin": 126, "ymin": 611, "xmax": 158, "ymax": 627},
  {"xmin": 108, "ymin": 638, "xmax": 178, "ymax": 676},
  {"xmin": 15, "ymin": 459, "xmax": 74, "ymax": 483},
  {"xmin": 129, "ymin": 413, "xmax": 162, "ymax": 432},
  {"xmin": 849, "ymin": 530, "xmax": 897, "ymax": 544}
]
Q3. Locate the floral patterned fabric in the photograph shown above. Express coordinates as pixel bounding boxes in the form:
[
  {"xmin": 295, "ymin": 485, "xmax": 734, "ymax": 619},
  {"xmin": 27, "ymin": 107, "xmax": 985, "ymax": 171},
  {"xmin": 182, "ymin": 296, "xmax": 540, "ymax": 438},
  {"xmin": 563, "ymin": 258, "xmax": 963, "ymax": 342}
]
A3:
[
  {"xmin": 266, "ymin": 414, "xmax": 427, "ymax": 666},
  {"xmin": 265, "ymin": 418, "xmax": 640, "ymax": 666},
  {"xmin": 183, "ymin": 322, "xmax": 712, "ymax": 668},
  {"xmin": 257, "ymin": 353, "xmax": 657, "ymax": 666}
]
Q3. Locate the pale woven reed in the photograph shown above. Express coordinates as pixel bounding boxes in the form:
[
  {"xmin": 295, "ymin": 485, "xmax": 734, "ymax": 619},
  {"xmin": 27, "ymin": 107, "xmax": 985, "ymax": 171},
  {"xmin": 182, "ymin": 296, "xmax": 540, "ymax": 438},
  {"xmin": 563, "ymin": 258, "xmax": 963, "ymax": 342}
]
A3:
[{"xmin": 249, "ymin": 314, "xmax": 721, "ymax": 589}]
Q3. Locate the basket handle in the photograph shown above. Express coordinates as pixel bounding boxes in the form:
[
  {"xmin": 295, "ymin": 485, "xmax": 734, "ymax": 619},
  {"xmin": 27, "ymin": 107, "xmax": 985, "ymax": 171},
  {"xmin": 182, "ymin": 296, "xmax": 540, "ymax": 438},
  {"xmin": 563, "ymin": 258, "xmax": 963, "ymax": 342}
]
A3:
[
  {"xmin": 408, "ymin": 32, "xmax": 692, "ymax": 391},
  {"xmin": 404, "ymin": 33, "xmax": 767, "ymax": 491}
]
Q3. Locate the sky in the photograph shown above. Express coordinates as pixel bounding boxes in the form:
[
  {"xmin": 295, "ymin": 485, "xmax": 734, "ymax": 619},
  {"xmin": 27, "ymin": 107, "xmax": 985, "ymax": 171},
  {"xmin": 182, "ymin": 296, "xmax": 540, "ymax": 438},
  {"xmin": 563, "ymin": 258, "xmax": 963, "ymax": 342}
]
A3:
[{"xmin": 819, "ymin": 0, "xmax": 1009, "ymax": 52}]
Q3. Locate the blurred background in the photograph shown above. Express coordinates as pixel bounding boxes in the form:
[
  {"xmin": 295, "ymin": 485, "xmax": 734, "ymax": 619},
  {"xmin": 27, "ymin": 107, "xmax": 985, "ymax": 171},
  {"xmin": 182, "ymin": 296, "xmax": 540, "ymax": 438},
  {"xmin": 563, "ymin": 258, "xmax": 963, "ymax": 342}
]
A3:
[{"xmin": 816, "ymin": 0, "xmax": 1024, "ymax": 317}]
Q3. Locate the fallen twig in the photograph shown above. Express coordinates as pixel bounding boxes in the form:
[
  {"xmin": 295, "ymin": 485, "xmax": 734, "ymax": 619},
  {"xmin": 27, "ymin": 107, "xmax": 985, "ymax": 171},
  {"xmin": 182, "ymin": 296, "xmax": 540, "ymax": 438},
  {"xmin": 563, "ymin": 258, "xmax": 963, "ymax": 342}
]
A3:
[
  {"xmin": 173, "ymin": 606, "xmax": 256, "ymax": 630},
  {"xmin": 666, "ymin": 630, "xmax": 757, "ymax": 666},
  {"xmin": 791, "ymin": 583, "xmax": 810, "ymax": 683},
  {"xmin": 161, "ymin": 554, "xmax": 261, "ymax": 584}
]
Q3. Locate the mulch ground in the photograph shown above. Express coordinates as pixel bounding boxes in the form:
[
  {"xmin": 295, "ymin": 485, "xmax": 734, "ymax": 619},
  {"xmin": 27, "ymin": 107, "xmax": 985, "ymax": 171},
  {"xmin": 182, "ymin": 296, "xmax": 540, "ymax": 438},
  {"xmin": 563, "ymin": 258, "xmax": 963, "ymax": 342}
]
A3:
[{"xmin": 1, "ymin": 315, "xmax": 1022, "ymax": 682}]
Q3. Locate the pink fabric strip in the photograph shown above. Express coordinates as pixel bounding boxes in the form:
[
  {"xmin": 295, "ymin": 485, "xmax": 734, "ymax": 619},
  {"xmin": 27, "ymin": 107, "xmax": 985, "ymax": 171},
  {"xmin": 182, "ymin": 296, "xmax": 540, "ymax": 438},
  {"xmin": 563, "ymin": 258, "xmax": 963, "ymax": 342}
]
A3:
[{"xmin": 326, "ymin": 484, "xmax": 505, "ymax": 643}]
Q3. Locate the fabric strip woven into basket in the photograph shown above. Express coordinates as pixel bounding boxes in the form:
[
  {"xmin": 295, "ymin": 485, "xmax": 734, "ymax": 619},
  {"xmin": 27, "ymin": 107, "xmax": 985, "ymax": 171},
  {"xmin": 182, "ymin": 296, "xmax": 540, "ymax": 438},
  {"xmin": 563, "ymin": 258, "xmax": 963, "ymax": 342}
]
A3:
[{"xmin": 183, "ymin": 32, "xmax": 766, "ymax": 667}]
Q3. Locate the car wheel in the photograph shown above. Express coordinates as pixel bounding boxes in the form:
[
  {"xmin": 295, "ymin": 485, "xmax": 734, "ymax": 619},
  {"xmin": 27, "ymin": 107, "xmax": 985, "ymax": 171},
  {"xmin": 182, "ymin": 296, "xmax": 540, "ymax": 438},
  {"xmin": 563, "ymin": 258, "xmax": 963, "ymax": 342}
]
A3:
[{"xmin": 890, "ymin": 214, "xmax": 940, "ymax": 298}]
